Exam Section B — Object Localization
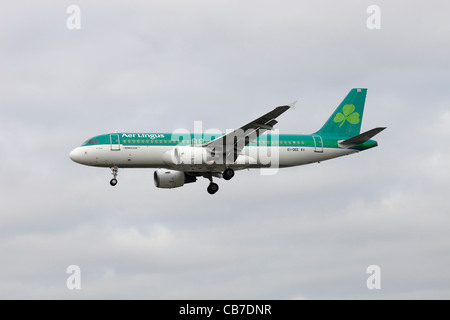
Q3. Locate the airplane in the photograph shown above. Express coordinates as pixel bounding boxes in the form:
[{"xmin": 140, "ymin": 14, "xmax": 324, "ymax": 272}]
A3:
[{"xmin": 69, "ymin": 88, "xmax": 385, "ymax": 194}]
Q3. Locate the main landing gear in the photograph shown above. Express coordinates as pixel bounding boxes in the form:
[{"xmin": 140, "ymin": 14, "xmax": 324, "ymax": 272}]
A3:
[
  {"xmin": 223, "ymin": 168, "xmax": 235, "ymax": 181},
  {"xmin": 110, "ymin": 166, "xmax": 118, "ymax": 186},
  {"xmin": 205, "ymin": 173, "xmax": 219, "ymax": 195},
  {"xmin": 207, "ymin": 182, "xmax": 219, "ymax": 195},
  {"xmin": 205, "ymin": 168, "xmax": 235, "ymax": 195}
]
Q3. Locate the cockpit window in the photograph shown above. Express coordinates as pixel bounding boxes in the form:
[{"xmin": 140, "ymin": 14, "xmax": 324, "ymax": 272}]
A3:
[{"xmin": 83, "ymin": 139, "xmax": 99, "ymax": 145}]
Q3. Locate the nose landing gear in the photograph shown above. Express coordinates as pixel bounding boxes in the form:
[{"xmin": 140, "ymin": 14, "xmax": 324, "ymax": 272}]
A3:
[{"xmin": 110, "ymin": 166, "xmax": 118, "ymax": 186}]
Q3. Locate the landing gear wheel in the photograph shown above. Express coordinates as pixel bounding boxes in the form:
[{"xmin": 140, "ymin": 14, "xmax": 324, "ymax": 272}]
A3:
[
  {"xmin": 110, "ymin": 166, "xmax": 118, "ymax": 186},
  {"xmin": 223, "ymin": 168, "xmax": 235, "ymax": 181},
  {"xmin": 207, "ymin": 183, "xmax": 219, "ymax": 194}
]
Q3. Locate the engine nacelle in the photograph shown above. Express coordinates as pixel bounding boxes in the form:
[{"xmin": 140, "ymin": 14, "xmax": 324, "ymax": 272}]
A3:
[
  {"xmin": 153, "ymin": 169, "xmax": 196, "ymax": 189},
  {"xmin": 173, "ymin": 146, "xmax": 215, "ymax": 165}
]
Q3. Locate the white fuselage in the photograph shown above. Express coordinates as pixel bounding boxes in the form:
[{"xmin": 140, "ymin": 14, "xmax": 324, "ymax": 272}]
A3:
[{"xmin": 69, "ymin": 144, "xmax": 357, "ymax": 172}]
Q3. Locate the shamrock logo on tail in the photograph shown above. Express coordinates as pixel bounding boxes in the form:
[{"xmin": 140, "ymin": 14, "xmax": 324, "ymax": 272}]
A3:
[{"xmin": 333, "ymin": 104, "xmax": 360, "ymax": 127}]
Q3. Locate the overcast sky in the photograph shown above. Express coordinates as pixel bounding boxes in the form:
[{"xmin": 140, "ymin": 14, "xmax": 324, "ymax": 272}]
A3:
[{"xmin": 1, "ymin": 0, "xmax": 450, "ymax": 299}]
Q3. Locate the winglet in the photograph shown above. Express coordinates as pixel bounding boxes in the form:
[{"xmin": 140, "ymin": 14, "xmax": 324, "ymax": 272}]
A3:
[{"xmin": 288, "ymin": 101, "xmax": 297, "ymax": 110}]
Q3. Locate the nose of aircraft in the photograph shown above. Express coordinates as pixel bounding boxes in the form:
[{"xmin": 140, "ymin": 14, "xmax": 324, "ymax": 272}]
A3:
[{"xmin": 69, "ymin": 147, "xmax": 84, "ymax": 164}]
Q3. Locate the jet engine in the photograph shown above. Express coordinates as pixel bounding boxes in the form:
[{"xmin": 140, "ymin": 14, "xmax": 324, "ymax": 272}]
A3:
[{"xmin": 153, "ymin": 169, "xmax": 197, "ymax": 189}]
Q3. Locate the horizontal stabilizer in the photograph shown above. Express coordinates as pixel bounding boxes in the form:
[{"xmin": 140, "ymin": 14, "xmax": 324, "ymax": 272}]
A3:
[{"xmin": 339, "ymin": 127, "xmax": 386, "ymax": 147}]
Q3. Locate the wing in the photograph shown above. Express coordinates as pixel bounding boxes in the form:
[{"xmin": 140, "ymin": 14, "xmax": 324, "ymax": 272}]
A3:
[{"xmin": 203, "ymin": 101, "xmax": 296, "ymax": 163}]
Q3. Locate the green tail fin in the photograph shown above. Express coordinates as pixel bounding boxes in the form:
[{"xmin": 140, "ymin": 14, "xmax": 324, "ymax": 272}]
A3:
[{"xmin": 315, "ymin": 88, "xmax": 367, "ymax": 137}]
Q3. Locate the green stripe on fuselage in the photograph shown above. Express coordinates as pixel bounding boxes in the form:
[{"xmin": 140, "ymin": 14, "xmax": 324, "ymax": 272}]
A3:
[{"xmin": 81, "ymin": 133, "xmax": 377, "ymax": 151}]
